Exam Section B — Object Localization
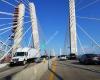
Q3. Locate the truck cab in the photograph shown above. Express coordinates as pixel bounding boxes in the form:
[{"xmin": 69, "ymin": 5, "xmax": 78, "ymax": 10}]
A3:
[{"xmin": 10, "ymin": 52, "xmax": 28, "ymax": 65}]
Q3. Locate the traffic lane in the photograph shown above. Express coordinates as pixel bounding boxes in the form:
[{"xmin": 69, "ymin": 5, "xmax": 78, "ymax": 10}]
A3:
[
  {"xmin": 41, "ymin": 60, "xmax": 58, "ymax": 80},
  {"xmin": 55, "ymin": 60, "xmax": 100, "ymax": 80},
  {"xmin": 0, "ymin": 63, "xmax": 35, "ymax": 80},
  {"xmin": 59, "ymin": 60, "xmax": 100, "ymax": 73},
  {"xmin": 41, "ymin": 60, "xmax": 100, "ymax": 80},
  {"xmin": 0, "ymin": 64, "xmax": 10, "ymax": 73}
]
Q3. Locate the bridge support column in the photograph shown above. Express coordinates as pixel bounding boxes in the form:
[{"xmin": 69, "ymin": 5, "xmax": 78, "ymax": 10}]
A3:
[
  {"xmin": 69, "ymin": 0, "xmax": 77, "ymax": 59},
  {"xmin": 29, "ymin": 3, "xmax": 40, "ymax": 56},
  {"xmin": 12, "ymin": 3, "xmax": 25, "ymax": 54}
]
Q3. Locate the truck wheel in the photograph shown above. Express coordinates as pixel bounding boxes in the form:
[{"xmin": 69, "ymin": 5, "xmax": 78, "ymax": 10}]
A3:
[
  {"xmin": 22, "ymin": 60, "xmax": 26, "ymax": 65},
  {"xmin": 9, "ymin": 63, "xmax": 14, "ymax": 67}
]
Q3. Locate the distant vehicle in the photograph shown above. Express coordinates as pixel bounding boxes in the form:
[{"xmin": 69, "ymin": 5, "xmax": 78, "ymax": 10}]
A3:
[
  {"xmin": 40, "ymin": 55, "xmax": 49, "ymax": 60},
  {"xmin": 59, "ymin": 55, "xmax": 67, "ymax": 61},
  {"xmin": 79, "ymin": 54, "xmax": 100, "ymax": 64},
  {"xmin": 58, "ymin": 56, "xmax": 60, "ymax": 58},
  {"xmin": 97, "ymin": 54, "xmax": 100, "ymax": 64},
  {"xmin": 34, "ymin": 58, "xmax": 42, "ymax": 63},
  {"xmin": 68, "ymin": 54, "xmax": 77, "ymax": 60},
  {"xmin": 10, "ymin": 47, "xmax": 39, "ymax": 65},
  {"xmin": 48, "ymin": 55, "xmax": 55, "ymax": 59}
]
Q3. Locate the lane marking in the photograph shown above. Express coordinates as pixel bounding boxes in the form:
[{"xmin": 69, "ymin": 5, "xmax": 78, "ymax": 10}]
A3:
[{"xmin": 49, "ymin": 61, "xmax": 57, "ymax": 80}]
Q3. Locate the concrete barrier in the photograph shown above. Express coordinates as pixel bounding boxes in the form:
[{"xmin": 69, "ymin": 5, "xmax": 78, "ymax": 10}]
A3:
[
  {"xmin": 12, "ymin": 61, "xmax": 49, "ymax": 80},
  {"xmin": 0, "ymin": 63, "xmax": 8, "ymax": 69}
]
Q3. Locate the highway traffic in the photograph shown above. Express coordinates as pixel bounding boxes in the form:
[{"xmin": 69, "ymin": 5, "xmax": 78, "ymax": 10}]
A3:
[
  {"xmin": 41, "ymin": 59, "xmax": 100, "ymax": 80},
  {"xmin": 0, "ymin": 58, "xmax": 100, "ymax": 80}
]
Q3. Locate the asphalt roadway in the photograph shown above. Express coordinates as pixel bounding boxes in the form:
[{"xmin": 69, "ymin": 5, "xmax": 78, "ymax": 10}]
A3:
[
  {"xmin": 0, "ymin": 62, "xmax": 35, "ymax": 80},
  {"xmin": 41, "ymin": 59, "xmax": 100, "ymax": 80},
  {"xmin": 0, "ymin": 59, "xmax": 100, "ymax": 80}
]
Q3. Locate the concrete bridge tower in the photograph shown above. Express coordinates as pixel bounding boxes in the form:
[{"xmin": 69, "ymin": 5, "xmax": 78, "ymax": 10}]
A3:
[
  {"xmin": 12, "ymin": 3, "xmax": 25, "ymax": 54},
  {"xmin": 29, "ymin": 3, "xmax": 40, "ymax": 55},
  {"xmin": 69, "ymin": 0, "xmax": 77, "ymax": 57}
]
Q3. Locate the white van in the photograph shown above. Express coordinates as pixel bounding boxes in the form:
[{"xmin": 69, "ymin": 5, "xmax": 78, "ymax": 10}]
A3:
[{"xmin": 10, "ymin": 47, "xmax": 39, "ymax": 65}]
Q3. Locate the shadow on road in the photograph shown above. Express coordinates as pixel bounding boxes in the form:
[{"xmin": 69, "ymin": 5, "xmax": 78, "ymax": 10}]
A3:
[
  {"xmin": 71, "ymin": 61, "xmax": 82, "ymax": 65},
  {"xmin": 1, "ymin": 63, "xmax": 30, "ymax": 80},
  {"xmin": 48, "ymin": 67, "xmax": 64, "ymax": 80},
  {"xmin": 4, "ymin": 76, "xmax": 12, "ymax": 80}
]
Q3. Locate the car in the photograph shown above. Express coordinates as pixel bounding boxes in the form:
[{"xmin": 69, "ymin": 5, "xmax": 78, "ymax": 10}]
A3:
[
  {"xmin": 68, "ymin": 54, "xmax": 77, "ymax": 60},
  {"xmin": 40, "ymin": 55, "xmax": 49, "ymax": 60},
  {"xmin": 97, "ymin": 54, "xmax": 100, "ymax": 64},
  {"xmin": 58, "ymin": 55, "xmax": 60, "ymax": 59},
  {"xmin": 79, "ymin": 54, "xmax": 100, "ymax": 64},
  {"xmin": 59, "ymin": 55, "xmax": 67, "ymax": 61},
  {"xmin": 34, "ymin": 58, "xmax": 42, "ymax": 63}
]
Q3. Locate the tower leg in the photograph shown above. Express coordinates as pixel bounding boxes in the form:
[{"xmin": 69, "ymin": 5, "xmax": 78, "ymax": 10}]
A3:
[
  {"xmin": 12, "ymin": 3, "xmax": 25, "ymax": 55},
  {"xmin": 29, "ymin": 3, "xmax": 40, "ymax": 57},
  {"xmin": 69, "ymin": 0, "xmax": 77, "ymax": 59}
]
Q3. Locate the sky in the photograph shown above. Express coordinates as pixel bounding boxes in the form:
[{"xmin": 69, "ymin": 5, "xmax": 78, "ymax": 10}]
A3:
[{"xmin": 0, "ymin": 0, "xmax": 100, "ymax": 55}]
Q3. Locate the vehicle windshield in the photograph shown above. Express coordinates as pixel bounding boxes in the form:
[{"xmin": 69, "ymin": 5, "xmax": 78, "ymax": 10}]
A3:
[
  {"xmin": 14, "ymin": 52, "xmax": 25, "ymax": 57},
  {"xmin": 86, "ymin": 54, "xmax": 97, "ymax": 57},
  {"xmin": 61, "ymin": 55, "xmax": 66, "ymax": 57}
]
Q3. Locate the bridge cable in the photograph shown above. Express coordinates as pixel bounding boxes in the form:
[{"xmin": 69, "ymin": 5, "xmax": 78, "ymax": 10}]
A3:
[
  {"xmin": 77, "ymin": 23, "xmax": 100, "ymax": 48},
  {"xmin": 0, "ymin": 20, "xmax": 31, "ymax": 31},
  {"xmin": 1, "ymin": 0, "xmax": 29, "ymax": 15},
  {"xmin": 14, "ymin": 0, "xmax": 19, "ymax": 3},
  {"xmin": 0, "ymin": 11, "xmax": 13, "ymax": 16},
  {"xmin": 26, "ymin": 0, "xmax": 30, "ymax": 4},
  {"xmin": 77, "ymin": 16, "xmax": 100, "ymax": 21},
  {"xmin": 21, "ymin": 0, "xmax": 29, "ymax": 9},
  {"xmin": 0, "ymin": 23, "xmax": 30, "ymax": 57},
  {"xmin": 0, "ymin": 16, "xmax": 29, "ymax": 20},
  {"xmin": 77, "ymin": 32, "xmax": 86, "ymax": 54},
  {"xmin": 0, "ymin": 22, "xmax": 14, "ymax": 28},
  {"xmin": 28, "ymin": 32, "xmax": 33, "ymax": 47},
  {"xmin": 0, "ymin": 25, "xmax": 31, "ymax": 61},
  {"xmin": 1, "ymin": 0, "xmax": 16, "ymax": 8},
  {"xmin": 0, "ymin": 0, "xmax": 40, "ymax": 60},
  {"xmin": 0, "ymin": 40, "xmax": 10, "ymax": 49},
  {"xmin": 76, "ymin": 0, "xmax": 100, "ymax": 12},
  {"xmin": 5, "ymin": 33, "xmax": 14, "ymax": 44},
  {"xmin": 0, "ymin": 28, "xmax": 11, "ymax": 36},
  {"xmin": 0, "ymin": 1, "xmax": 31, "ymax": 60},
  {"xmin": 0, "ymin": 19, "xmax": 32, "ymax": 51},
  {"xmin": 0, "ymin": 16, "xmax": 29, "ymax": 29},
  {"xmin": 76, "ymin": 0, "xmax": 83, "ymax": 7}
]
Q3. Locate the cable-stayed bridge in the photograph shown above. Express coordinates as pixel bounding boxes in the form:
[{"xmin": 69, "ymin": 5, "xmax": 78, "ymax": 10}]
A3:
[{"xmin": 0, "ymin": 0, "xmax": 100, "ymax": 80}]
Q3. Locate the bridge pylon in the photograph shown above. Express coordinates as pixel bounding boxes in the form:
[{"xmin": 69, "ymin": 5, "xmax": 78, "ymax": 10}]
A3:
[
  {"xmin": 69, "ymin": 0, "xmax": 77, "ymax": 59},
  {"xmin": 10, "ymin": 2, "xmax": 40, "ymax": 56},
  {"xmin": 11, "ymin": 2, "xmax": 25, "ymax": 55},
  {"xmin": 29, "ymin": 3, "xmax": 40, "ymax": 55}
]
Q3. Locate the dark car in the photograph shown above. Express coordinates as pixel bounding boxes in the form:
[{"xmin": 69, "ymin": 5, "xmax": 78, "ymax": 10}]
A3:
[
  {"xmin": 68, "ymin": 54, "xmax": 77, "ymax": 60},
  {"xmin": 79, "ymin": 54, "xmax": 100, "ymax": 64},
  {"xmin": 40, "ymin": 55, "xmax": 49, "ymax": 60}
]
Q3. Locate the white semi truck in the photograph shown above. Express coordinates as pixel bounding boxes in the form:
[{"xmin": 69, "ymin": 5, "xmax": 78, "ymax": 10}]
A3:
[{"xmin": 10, "ymin": 47, "xmax": 40, "ymax": 65}]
